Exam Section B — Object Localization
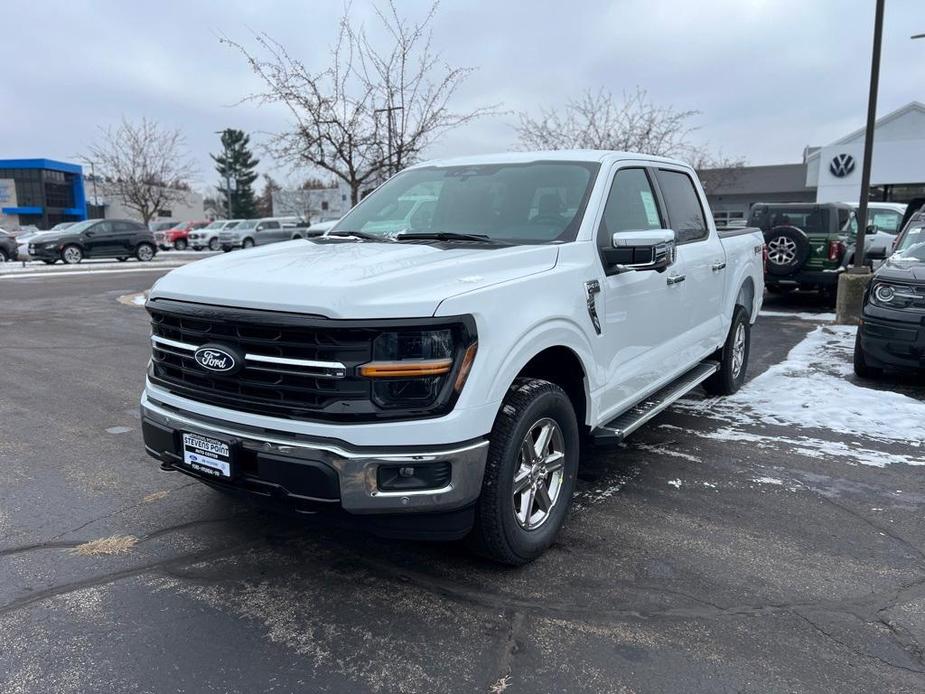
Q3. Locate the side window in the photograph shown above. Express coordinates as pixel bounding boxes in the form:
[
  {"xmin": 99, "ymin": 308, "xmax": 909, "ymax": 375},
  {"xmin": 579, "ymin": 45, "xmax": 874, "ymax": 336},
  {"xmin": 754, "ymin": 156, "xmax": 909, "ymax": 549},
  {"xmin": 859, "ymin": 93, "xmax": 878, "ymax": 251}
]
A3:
[
  {"xmin": 112, "ymin": 222, "xmax": 134, "ymax": 233},
  {"xmin": 265, "ymin": 221, "xmax": 280, "ymax": 229},
  {"xmin": 597, "ymin": 168, "xmax": 663, "ymax": 252},
  {"xmin": 94, "ymin": 222, "xmax": 113, "ymax": 234},
  {"xmin": 871, "ymin": 210, "xmax": 901, "ymax": 234},
  {"xmin": 655, "ymin": 169, "xmax": 708, "ymax": 244}
]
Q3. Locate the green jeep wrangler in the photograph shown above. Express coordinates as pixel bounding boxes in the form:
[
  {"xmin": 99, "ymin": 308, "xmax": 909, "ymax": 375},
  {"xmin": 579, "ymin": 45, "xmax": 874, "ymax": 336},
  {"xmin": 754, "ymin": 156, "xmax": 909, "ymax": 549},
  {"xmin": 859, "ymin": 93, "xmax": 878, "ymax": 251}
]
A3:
[{"xmin": 748, "ymin": 202, "xmax": 859, "ymax": 301}]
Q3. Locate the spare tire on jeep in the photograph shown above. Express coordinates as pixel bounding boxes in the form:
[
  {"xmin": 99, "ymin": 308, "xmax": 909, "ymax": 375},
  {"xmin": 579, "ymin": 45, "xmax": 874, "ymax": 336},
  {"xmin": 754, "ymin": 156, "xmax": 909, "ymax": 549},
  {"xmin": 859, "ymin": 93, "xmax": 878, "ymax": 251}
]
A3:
[{"xmin": 764, "ymin": 225, "xmax": 810, "ymax": 276}]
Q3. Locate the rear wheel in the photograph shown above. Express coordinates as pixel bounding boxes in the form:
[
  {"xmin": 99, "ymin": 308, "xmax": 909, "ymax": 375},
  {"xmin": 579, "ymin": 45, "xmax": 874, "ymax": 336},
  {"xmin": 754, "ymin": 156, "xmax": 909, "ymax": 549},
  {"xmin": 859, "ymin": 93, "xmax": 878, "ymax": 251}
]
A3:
[
  {"xmin": 135, "ymin": 243, "xmax": 155, "ymax": 262},
  {"xmin": 62, "ymin": 244, "xmax": 83, "ymax": 264},
  {"xmin": 853, "ymin": 331, "xmax": 882, "ymax": 379},
  {"xmin": 0, "ymin": 249, "xmax": 8, "ymax": 262},
  {"xmin": 469, "ymin": 378, "xmax": 579, "ymax": 565},
  {"xmin": 173, "ymin": 238, "xmax": 187, "ymax": 251},
  {"xmin": 208, "ymin": 237, "xmax": 220, "ymax": 251},
  {"xmin": 703, "ymin": 305, "xmax": 750, "ymax": 396}
]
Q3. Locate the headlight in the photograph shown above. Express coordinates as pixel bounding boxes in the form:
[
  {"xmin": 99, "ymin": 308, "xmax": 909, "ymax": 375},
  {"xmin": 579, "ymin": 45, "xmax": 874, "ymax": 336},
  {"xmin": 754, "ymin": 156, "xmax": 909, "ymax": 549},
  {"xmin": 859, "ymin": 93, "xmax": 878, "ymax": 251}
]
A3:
[
  {"xmin": 359, "ymin": 323, "xmax": 477, "ymax": 410},
  {"xmin": 870, "ymin": 282, "xmax": 919, "ymax": 309}
]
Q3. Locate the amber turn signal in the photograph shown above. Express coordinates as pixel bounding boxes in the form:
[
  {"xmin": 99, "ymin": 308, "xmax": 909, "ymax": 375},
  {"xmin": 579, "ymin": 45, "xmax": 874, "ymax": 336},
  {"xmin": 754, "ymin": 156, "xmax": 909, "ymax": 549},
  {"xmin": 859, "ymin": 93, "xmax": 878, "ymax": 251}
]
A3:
[
  {"xmin": 454, "ymin": 342, "xmax": 478, "ymax": 392},
  {"xmin": 359, "ymin": 358, "xmax": 453, "ymax": 378}
]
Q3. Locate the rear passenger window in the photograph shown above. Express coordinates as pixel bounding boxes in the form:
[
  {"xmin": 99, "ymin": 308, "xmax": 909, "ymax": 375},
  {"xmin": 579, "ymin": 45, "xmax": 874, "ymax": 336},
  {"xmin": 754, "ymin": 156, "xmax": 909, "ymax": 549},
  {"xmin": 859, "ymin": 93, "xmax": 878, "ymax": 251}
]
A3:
[
  {"xmin": 597, "ymin": 168, "xmax": 663, "ymax": 251},
  {"xmin": 655, "ymin": 170, "xmax": 707, "ymax": 244}
]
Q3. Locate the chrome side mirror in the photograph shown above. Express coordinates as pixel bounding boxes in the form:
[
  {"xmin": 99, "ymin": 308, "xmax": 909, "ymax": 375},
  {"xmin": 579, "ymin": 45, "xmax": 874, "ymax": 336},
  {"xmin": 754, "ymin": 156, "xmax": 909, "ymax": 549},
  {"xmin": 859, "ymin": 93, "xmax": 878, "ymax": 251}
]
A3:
[{"xmin": 608, "ymin": 229, "xmax": 676, "ymax": 272}]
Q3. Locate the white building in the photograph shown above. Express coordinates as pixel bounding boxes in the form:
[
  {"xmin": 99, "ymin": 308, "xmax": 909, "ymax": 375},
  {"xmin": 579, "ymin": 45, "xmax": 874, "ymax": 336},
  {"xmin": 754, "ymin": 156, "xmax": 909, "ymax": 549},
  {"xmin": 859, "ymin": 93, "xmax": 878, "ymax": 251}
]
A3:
[
  {"xmin": 84, "ymin": 178, "xmax": 204, "ymax": 223},
  {"xmin": 272, "ymin": 183, "xmax": 351, "ymax": 223},
  {"xmin": 704, "ymin": 101, "xmax": 925, "ymax": 222}
]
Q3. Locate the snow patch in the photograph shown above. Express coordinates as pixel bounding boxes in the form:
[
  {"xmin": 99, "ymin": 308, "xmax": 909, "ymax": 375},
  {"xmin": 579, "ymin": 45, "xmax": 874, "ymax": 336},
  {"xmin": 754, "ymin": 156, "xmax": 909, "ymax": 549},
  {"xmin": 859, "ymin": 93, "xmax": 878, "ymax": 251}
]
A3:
[
  {"xmin": 667, "ymin": 479, "xmax": 682, "ymax": 489},
  {"xmin": 752, "ymin": 476, "xmax": 784, "ymax": 485},
  {"xmin": 631, "ymin": 442, "xmax": 702, "ymax": 463},
  {"xmin": 677, "ymin": 326, "xmax": 925, "ymax": 447}
]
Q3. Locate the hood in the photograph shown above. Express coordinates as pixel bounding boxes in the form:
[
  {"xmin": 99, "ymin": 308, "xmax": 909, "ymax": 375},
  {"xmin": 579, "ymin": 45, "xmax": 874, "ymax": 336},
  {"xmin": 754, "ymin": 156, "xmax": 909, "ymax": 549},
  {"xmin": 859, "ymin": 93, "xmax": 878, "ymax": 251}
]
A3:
[
  {"xmin": 150, "ymin": 239, "xmax": 558, "ymax": 318},
  {"xmin": 876, "ymin": 254, "xmax": 925, "ymax": 283},
  {"xmin": 30, "ymin": 230, "xmax": 73, "ymax": 244}
]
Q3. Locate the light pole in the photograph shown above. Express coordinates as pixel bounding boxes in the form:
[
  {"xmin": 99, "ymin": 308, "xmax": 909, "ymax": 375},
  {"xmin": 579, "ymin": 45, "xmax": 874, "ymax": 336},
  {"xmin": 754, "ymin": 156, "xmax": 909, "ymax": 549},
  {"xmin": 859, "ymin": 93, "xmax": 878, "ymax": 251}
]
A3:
[
  {"xmin": 851, "ymin": 0, "xmax": 885, "ymax": 272},
  {"xmin": 374, "ymin": 105, "xmax": 404, "ymax": 177},
  {"xmin": 836, "ymin": 0, "xmax": 885, "ymax": 323}
]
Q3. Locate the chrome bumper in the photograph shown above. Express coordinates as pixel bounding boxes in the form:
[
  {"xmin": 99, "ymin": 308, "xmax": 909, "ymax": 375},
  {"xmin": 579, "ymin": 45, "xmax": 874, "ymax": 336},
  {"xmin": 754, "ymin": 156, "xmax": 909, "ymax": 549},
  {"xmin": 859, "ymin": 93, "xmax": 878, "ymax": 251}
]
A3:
[{"xmin": 140, "ymin": 396, "xmax": 489, "ymax": 514}]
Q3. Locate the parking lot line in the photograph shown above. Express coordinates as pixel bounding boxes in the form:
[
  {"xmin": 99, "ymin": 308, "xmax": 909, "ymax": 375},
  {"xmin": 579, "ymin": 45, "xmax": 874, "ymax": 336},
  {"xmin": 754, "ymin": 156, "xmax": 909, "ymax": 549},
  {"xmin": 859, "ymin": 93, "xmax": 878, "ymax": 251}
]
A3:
[{"xmin": 0, "ymin": 265, "xmax": 187, "ymax": 280}]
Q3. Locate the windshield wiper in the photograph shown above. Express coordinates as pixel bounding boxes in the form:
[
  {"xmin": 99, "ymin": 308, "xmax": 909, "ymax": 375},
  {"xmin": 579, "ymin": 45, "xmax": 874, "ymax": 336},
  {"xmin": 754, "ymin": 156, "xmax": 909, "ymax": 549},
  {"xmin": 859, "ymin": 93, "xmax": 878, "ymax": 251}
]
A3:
[
  {"xmin": 322, "ymin": 230, "xmax": 383, "ymax": 241},
  {"xmin": 394, "ymin": 231, "xmax": 502, "ymax": 244}
]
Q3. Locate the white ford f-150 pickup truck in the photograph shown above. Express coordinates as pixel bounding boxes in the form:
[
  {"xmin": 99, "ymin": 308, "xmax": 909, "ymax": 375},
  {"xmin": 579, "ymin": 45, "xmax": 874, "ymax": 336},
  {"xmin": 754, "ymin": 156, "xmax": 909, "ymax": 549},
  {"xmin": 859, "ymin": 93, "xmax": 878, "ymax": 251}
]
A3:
[{"xmin": 141, "ymin": 150, "xmax": 764, "ymax": 564}]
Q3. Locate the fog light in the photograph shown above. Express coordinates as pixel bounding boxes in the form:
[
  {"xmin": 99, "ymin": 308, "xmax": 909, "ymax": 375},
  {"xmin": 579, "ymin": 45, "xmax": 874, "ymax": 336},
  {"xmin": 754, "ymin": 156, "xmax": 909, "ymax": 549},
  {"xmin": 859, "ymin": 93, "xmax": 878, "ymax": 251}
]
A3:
[{"xmin": 377, "ymin": 462, "xmax": 451, "ymax": 491}]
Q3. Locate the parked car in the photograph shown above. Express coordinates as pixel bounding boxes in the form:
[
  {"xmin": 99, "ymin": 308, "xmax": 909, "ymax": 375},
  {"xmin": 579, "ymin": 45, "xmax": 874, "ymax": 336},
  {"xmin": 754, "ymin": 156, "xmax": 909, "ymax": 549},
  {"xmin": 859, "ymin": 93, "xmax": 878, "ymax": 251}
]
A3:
[
  {"xmin": 15, "ymin": 229, "xmax": 54, "ymax": 260},
  {"xmin": 843, "ymin": 201, "xmax": 906, "ymax": 260},
  {"xmin": 150, "ymin": 220, "xmax": 178, "ymax": 233},
  {"xmin": 28, "ymin": 219, "xmax": 157, "ymax": 264},
  {"xmin": 854, "ymin": 221, "xmax": 925, "ymax": 377},
  {"xmin": 0, "ymin": 229, "xmax": 18, "ymax": 262},
  {"xmin": 141, "ymin": 150, "xmax": 764, "ymax": 565},
  {"xmin": 305, "ymin": 219, "xmax": 340, "ymax": 237},
  {"xmin": 218, "ymin": 217, "xmax": 300, "ymax": 251},
  {"xmin": 749, "ymin": 202, "xmax": 892, "ymax": 302},
  {"xmin": 187, "ymin": 220, "xmax": 239, "ymax": 251},
  {"xmin": 154, "ymin": 220, "xmax": 210, "ymax": 251}
]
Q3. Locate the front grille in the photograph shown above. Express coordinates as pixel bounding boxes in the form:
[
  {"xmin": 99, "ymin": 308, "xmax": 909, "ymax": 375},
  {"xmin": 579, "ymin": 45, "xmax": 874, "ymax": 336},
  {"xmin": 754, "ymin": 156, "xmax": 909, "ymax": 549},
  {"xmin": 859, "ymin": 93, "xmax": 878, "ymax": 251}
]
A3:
[{"xmin": 148, "ymin": 300, "xmax": 379, "ymax": 421}]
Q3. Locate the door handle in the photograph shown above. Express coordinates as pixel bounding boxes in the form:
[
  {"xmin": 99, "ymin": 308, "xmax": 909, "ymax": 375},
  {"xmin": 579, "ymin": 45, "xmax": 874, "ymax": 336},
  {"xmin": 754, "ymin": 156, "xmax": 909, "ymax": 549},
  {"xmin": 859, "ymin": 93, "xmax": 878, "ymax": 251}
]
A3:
[
  {"xmin": 667, "ymin": 274, "xmax": 686, "ymax": 286},
  {"xmin": 712, "ymin": 261, "xmax": 726, "ymax": 272}
]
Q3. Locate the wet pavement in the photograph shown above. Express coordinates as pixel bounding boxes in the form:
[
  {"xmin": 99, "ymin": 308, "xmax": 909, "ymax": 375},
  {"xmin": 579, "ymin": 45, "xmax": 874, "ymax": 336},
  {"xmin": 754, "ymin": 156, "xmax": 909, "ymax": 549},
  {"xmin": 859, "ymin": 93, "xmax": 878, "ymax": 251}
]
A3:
[{"xmin": 1, "ymin": 274, "xmax": 924, "ymax": 693}]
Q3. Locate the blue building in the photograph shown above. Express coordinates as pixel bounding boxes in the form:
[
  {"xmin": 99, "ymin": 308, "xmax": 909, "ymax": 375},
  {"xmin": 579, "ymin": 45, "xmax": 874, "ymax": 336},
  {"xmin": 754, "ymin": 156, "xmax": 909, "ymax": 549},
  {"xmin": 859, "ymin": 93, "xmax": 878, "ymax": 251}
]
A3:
[{"xmin": 0, "ymin": 159, "xmax": 87, "ymax": 230}]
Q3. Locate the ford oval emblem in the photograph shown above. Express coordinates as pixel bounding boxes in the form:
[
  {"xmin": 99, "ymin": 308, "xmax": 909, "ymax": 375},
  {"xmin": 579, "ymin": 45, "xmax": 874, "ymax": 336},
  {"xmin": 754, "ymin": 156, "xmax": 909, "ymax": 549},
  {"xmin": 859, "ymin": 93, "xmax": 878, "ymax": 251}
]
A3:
[{"xmin": 193, "ymin": 344, "xmax": 243, "ymax": 374}]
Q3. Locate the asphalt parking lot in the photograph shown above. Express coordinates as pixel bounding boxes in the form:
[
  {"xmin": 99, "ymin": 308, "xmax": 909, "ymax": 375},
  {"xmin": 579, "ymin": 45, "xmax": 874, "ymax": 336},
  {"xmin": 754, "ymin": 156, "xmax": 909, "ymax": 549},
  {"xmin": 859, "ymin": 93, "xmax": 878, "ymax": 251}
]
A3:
[{"xmin": 2, "ymin": 272, "xmax": 924, "ymax": 693}]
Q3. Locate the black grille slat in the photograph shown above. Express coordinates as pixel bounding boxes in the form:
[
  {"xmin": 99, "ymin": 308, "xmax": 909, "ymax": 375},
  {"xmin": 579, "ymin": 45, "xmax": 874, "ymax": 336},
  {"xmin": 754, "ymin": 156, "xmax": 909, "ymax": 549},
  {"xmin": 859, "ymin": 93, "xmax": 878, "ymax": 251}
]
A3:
[{"xmin": 148, "ymin": 303, "xmax": 376, "ymax": 420}]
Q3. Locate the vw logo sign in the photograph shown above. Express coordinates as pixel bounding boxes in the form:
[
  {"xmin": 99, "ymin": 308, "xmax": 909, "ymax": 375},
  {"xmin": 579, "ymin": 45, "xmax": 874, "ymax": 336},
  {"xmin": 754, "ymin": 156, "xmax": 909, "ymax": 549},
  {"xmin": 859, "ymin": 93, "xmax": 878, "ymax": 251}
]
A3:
[
  {"xmin": 829, "ymin": 153, "xmax": 856, "ymax": 178},
  {"xmin": 193, "ymin": 344, "xmax": 243, "ymax": 374}
]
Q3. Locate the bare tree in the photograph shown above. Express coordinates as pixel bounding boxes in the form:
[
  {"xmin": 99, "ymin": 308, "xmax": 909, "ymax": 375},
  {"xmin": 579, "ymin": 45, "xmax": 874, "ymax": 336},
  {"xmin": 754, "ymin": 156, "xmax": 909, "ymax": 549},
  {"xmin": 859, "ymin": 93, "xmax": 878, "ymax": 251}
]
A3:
[
  {"xmin": 222, "ymin": 0, "xmax": 495, "ymax": 205},
  {"xmin": 85, "ymin": 117, "xmax": 197, "ymax": 224},
  {"xmin": 516, "ymin": 87, "xmax": 745, "ymax": 174}
]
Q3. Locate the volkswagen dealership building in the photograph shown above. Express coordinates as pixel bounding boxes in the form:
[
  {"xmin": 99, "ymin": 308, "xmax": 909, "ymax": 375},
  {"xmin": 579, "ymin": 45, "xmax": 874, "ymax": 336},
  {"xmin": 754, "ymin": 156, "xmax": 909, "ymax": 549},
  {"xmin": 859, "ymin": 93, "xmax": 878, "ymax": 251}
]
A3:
[{"xmin": 704, "ymin": 101, "xmax": 925, "ymax": 225}]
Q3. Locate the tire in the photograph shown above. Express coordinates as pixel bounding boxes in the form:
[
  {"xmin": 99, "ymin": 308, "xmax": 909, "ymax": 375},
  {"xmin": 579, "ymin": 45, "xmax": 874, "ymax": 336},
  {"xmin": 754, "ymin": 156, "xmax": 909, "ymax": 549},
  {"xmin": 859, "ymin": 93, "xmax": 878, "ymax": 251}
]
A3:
[
  {"xmin": 469, "ymin": 378, "xmax": 580, "ymax": 566},
  {"xmin": 173, "ymin": 238, "xmax": 187, "ymax": 251},
  {"xmin": 62, "ymin": 244, "xmax": 83, "ymax": 265},
  {"xmin": 291, "ymin": 234, "xmax": 303, "ymax": 240},
  {"xmin": 853, "ymin": 330, "xmax": 882, "ymax": 379},
  {"xmin": 222, "ymin": 246, "xmax": 233, "ymax": 253},
  {"xmin": 208, "ymin": 237, "xmax": 220, "ymax": 251},
  {"xmin": 0, "ymin": 249, "xmax": 8, "ymax": 262},
  {"xmin": 703, "ymin": 305, "xmax": 751, "ymax": 396},
  {"xmin": 242, "ymin": 238, "xmax": 255, "ymax": 249},
  {"xmin": 117, "ymin": 257, "xmax": 128, "ymax": 262},
  {"xmin": 42, "ymin": 259, "xmax": 57, "ymax": 265},
  {"xmin": 764, "ymin": 226, "xmax": 809, "ymax": 276},
  {"xmin": 135, "ymin": 243, "xmax": 155, "ymax": 262}
]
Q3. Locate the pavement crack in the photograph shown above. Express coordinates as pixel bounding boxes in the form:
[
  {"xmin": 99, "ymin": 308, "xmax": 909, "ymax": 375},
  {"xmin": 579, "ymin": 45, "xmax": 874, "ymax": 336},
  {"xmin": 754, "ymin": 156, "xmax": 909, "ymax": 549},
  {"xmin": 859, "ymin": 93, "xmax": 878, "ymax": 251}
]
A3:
[{"xmin": 489, "ymin": 611, "xmax": 524, "ymax": 692}]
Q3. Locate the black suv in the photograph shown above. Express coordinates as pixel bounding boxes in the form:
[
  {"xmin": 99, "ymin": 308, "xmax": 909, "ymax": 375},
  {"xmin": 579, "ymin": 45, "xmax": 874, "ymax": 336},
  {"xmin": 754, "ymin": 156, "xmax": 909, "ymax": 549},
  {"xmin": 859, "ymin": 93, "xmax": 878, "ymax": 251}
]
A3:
[
  {"xmin": 855, "ymin": 221, "xmax": 925, "ymax": 377},
  {"xmin": 28, "ymin": 219, "xmax": 157, "ymax": 265}
]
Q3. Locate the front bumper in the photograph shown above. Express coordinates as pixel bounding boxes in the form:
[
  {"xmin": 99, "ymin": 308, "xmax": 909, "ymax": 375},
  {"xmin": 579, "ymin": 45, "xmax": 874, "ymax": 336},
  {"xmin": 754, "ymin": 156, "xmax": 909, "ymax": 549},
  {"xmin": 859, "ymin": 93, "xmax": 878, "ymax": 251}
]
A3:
[
  {"xmin": 859, "ymin": 304, "xmax": 925, "ymax": 371},
  {"xmin": 28, "ymin": 245, "xmax": 60, "ymax": 260},
  {"xmin": 140, "ymin": 393, "xmax": 489, "ymax": 517}
]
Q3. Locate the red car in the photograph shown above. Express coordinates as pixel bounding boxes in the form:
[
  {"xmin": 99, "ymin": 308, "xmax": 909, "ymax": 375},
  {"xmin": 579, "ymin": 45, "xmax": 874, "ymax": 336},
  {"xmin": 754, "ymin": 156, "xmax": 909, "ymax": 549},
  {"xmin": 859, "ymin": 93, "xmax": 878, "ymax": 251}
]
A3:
[{"xmin": 154, "ymin": 220, "xmax": 209, "ymax": 251}]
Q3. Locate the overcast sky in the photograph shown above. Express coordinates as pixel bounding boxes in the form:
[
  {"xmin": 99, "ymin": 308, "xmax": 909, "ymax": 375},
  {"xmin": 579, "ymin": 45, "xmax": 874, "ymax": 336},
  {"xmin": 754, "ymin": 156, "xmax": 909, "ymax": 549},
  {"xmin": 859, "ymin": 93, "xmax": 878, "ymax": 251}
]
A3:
[{"xmin": 2, "ymin": 0, "xmax": 922, "ymax": 192}]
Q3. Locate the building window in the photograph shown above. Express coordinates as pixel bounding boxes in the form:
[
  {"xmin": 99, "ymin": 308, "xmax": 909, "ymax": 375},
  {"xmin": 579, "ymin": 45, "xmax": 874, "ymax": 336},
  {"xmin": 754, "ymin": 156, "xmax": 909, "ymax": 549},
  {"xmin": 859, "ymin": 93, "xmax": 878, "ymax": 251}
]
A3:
[{"xmin": 157, "ymin": 209, "xmax": 172, "ymax": 218}]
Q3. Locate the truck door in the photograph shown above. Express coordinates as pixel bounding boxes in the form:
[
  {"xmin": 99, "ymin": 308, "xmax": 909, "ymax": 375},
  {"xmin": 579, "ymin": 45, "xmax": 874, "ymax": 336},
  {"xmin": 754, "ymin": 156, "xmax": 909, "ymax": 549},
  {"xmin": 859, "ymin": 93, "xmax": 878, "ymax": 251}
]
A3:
[
  {"xmin": 594, "ymin": 165, "xmax": 688, "ymax": 418},
  {"xmin": 653, "ymin": 168, "xmax": 726, "ymax": 359}
]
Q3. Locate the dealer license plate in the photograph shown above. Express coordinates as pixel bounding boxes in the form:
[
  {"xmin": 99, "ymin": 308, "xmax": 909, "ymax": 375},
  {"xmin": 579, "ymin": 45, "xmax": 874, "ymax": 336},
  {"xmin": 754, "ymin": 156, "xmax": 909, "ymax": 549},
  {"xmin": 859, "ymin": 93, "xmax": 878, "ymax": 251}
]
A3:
[{"xmin": 181, "ymin": 432, "xmax": 233, "ymax": 479}]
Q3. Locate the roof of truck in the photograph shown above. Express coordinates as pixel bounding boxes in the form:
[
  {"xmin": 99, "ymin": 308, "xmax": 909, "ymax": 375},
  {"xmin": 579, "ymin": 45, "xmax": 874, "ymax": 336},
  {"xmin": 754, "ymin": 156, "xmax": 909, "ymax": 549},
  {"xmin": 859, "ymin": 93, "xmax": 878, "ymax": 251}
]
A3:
[{"xmin": 413, "ymin": 150, "xmax": 690, "ymax": 168}]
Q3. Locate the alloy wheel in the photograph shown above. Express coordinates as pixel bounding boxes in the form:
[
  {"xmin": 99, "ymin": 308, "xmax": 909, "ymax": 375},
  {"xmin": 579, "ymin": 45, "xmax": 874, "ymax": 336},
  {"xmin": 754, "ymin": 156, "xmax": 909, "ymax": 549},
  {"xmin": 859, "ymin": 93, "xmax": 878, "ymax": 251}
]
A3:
[
  {"xmin": 512, "ymin": 418, "xmax": 566, "ymax": 531},
  {"xmin": 137, "ymin": 245, "xmax": 154, "ymax": 261},
  {"xmin": 731, "ymin": 322, "xmax": 747, "ymax": 378},
  {"xmin": 63, "ymin": 246, "xmax": 82, "ymax": 264},
  {"xmin": 767, "ymin": 236, "xmax": 797, "ymax": 265}
]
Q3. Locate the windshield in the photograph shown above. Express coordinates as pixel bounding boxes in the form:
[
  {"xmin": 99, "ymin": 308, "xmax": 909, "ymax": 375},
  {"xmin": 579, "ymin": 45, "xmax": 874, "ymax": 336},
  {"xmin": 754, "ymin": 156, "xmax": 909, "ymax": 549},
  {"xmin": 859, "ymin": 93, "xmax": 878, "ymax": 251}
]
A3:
[
  {"xmin": 895, "ymin": 226, "xmax": 925, "ymax": 260},
  {"xmin": 62, "ymin": 220, "xmax": 96, "ymax": 235},
  {"xmin": 205, "ymin": 221, "xmax": 224, "ymax": 229},
  {"xmin": 332, "ymin": 161, "xmax": 601, "ymax": 244}
]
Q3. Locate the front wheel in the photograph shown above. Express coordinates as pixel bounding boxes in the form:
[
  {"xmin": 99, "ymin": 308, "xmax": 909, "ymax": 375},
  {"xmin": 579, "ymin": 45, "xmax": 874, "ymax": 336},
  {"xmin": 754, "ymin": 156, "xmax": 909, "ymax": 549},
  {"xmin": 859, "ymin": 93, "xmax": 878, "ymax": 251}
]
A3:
[
  {"xmin": 853, "ymin": 331, "xmax": 882, "ymax": 379},
  {"xmin": 62, "ymin": 244, "xmax": 83, "ymax": 264},
  {"xmin": 703, "ymin": 305, "xmax": 750, "ymax": 396},
  {"xmin": 0, "ymin": 249, "xmax": 8, "ymax": 262},
  {"xmin": 469, "ymin": 378, "xmax": 580, "ymax": 566},
  {"xmin": 135, "ymin": 243, "xmax": 155, "ymax": 262},
  {"xmin": 242, "ymin": 238, "xmax": 255, "ymax": 249},
  {"xmin": 173, "ymin": 238, "xmax": 187, "ymax": 251},
  {"xmin": 208, "ymin": 237, "xmax": 220, "ymax": 251}
]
